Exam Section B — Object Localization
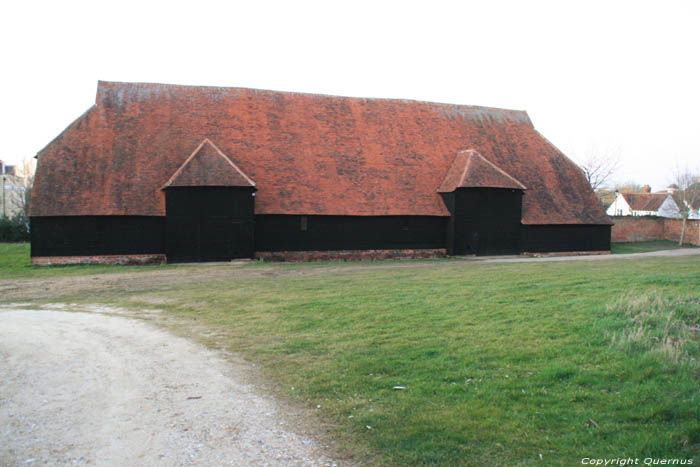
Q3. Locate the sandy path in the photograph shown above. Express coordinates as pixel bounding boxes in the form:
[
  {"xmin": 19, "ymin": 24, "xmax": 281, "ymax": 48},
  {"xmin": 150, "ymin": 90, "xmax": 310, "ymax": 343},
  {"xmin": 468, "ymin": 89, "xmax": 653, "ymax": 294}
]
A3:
[{"xmin": 0, "ymin": 308, "xmax": 338, "ymax": 466}]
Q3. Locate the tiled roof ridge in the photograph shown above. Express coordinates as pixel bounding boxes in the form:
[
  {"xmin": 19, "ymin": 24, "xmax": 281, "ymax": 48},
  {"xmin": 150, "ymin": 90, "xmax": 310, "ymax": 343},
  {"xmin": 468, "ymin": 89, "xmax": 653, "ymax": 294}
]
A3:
[
  {"xmin": 95, "ymin": 80, "xmax": 533, "ymax": 126},
  {"xmin": 161, "ymin": 138, "xmax": 256, "ymax": 189},
  {"xmin": 620, "ymin": 191, "xmax": 671, "ymax": 199}
]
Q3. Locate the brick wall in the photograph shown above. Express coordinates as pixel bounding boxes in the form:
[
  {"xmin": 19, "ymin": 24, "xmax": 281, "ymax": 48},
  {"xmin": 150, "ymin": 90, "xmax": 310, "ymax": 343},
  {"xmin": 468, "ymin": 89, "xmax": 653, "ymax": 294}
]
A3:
[
  {"xmin": 255, "ymin": 248, "xmax": 447, "ymax": 262},
  {"xmin": 663, "ymin": 218, "xmax": 700, "ymax": 246},
  {"xmin": 610, "ymin": 216, "xmax": 700, "ymax": 246},
  {"xmin": 611, "ymin": 217, "xmax": 665, "ymax": 243},
  {"xmin": 31, "ymin": 254, "xmax": 166, "ymax": 266}
]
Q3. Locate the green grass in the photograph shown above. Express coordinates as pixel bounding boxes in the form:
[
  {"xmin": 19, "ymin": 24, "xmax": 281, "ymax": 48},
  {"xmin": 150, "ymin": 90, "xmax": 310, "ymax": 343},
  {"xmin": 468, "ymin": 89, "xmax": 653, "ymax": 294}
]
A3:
[
  {"xmin": 0, "ymin": 243, "xmax": 166, "ymax": 279},
  {"xmin": 62, "ymin": 258, "xmax": 700, "ymax": 464},
  {"xmin": 3, "ymin": 243, "xmax": 700, "ymax": 464},
  {"xmin": 611, "ymin": 240, "xmax": 696, "ymax": 254}
]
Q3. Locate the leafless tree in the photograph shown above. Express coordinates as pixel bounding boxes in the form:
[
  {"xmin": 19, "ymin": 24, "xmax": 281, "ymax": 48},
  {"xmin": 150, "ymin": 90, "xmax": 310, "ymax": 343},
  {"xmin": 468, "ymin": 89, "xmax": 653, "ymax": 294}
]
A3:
[
  {"xmin": 578, "ymin": 148, "xmax": 622, "ymax": 191},
  {"xmin": 19, "ymin": 157, "xmax": 36, "ymax": 219},
  {"xmin": 668, "ymin": 165, "xmax": 700, "ymax": 246},
  {"xmin": 613, "ymin": 181, "xmax": 645, "ymax": 193},
  {"xmin": 595, "ymin": 181, "xmax": 643, "ymax": 210},
  {"xmin": 1, "ymin": 157, "xmax": 35, "ymax": 222}
]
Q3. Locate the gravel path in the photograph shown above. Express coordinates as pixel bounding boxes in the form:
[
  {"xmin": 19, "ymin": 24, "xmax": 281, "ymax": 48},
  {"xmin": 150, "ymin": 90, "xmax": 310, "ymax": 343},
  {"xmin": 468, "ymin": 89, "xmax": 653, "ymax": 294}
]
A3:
[
  {"xmin": 470, "ymin": 247, "xmax": 700, "ymax": 264},
  {"xmin": 0, "ymin": 308, "xmax": 338, "ymax": 466}
]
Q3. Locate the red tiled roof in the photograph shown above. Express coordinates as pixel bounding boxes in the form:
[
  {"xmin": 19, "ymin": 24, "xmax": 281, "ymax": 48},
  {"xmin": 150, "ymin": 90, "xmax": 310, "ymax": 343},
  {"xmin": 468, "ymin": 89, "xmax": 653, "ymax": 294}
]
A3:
[
  {"xmin": 621, "ymin": 193, "xmax": 668, "ymax": 212},
  {"xmin": 30, "ymin": 81, "xmax": 611, "ymax": 225},
  {"xmin": 438, "ymin": 150, "xmax": 526, "ymax": 192},
  {"xmin": 163, "ymin": 139, "xmax": 255, "ymax": 189}
]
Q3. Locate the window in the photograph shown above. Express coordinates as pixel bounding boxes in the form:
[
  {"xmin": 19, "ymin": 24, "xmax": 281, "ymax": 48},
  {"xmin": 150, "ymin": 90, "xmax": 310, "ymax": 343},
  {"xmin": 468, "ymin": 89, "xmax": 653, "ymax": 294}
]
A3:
[{"xmin": 300, "ymin": 215, "xmax": 308, "ymax": 231}]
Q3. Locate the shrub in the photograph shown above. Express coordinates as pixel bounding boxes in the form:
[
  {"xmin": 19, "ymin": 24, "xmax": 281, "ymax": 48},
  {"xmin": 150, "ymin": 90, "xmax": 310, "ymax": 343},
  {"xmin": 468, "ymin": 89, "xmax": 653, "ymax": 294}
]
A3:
[{"xmin": 0, "ymin": 214, "xmax": 29, "ymax": 242}]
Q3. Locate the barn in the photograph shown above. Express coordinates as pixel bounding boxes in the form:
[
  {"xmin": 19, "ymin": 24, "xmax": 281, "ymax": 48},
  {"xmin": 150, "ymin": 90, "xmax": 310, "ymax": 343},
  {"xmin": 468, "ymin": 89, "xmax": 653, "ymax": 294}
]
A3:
[{"xmin": 29, "ymin": 81, "xmax": 611, "ymax": 264}]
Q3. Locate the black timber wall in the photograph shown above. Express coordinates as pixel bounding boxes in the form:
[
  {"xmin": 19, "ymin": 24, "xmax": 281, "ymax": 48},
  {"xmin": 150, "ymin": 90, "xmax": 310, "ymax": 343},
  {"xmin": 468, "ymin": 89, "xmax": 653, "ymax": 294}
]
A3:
[
  {"xmin": 30, "ymin": 216, "xmax": 164, "ymax": 257},
  {"xmin": 30, "ymin": 213, "xmax": 611, "ymax": 260},
  {"xmin": 254, "ymin": 215, "xmax": 446, "ymax": 252},
  {"xmin": 521, "ymin": 224, "xmax": 611, "ymax": 252},
  {"xmin": 442, "ymin": 188, "xmax": 523, "ymax": 255},
  {"xmin": 165, "ymin": 187, "xmax": 255, "ymax": 262}
]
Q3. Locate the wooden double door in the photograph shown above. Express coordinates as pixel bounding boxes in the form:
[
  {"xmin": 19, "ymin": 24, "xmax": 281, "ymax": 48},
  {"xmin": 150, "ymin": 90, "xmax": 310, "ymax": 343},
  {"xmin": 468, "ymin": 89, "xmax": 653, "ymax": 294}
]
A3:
[
  {"xmin": 166, "ymin": 215, "xmax": 253, "ymax": 262},
  {"xmin": 164, "ymin": 187, "xmax": 255, "ymax": 263}
]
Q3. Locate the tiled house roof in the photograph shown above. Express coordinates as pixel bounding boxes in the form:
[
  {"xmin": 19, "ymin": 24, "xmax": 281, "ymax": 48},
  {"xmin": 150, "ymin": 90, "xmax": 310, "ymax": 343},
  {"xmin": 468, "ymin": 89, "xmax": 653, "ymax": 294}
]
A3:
[
  {"xmin": 31, "ymin": 81, "xmax": 610, "ymax": 225},
  {"xmin": 621, "ymin": 193, "xmax": 668, "ymax": 212}
]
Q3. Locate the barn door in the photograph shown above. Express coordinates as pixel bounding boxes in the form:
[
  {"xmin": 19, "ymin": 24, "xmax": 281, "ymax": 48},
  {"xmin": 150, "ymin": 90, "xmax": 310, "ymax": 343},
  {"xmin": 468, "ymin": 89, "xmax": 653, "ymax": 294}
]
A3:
[
  {"xmin": 199, "ymin": 217, "xmax": 254, "ymax": 262},
  {"xmin": 166, "ymin": 216, "xmax": 200, "ymax": 263},
  {"xmin": 165, "ymin": 187, "xmax": 255, "ymax": 263},
  {"xmin": 452, "ymin": 188, "xmax": 523, "ymax": 256}
]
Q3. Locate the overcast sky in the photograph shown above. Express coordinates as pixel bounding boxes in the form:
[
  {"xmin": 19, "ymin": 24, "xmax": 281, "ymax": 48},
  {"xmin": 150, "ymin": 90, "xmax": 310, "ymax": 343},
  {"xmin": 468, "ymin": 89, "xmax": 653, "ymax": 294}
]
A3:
[{"xmin": 2, "ymin": 0, "xmax": 698, "ymax": 191}]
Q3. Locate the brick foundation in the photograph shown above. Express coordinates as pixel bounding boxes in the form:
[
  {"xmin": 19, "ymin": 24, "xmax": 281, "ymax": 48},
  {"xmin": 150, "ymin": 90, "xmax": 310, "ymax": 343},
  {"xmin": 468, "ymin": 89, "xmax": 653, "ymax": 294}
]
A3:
[
  {"xmin": 611, "ymin": 216, "xmax": 700, "ymax": 246},
  {"xmin": 522, "ymin": 250, "xmax": 611, "ymax": 258},
  {"xmin": 255, "ymin": 248, "xmax": 447, "ymax": 262},
  {"xmin": 31, "ymin": 254, "xmax": 166, "ymax": 266}
]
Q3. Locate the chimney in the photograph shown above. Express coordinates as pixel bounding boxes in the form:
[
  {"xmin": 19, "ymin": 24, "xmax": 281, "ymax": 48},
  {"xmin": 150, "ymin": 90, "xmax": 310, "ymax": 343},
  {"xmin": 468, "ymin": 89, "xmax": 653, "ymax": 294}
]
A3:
[{"xmin": 642, "ymin": 184, "xmax": 651, "ymax": 193}]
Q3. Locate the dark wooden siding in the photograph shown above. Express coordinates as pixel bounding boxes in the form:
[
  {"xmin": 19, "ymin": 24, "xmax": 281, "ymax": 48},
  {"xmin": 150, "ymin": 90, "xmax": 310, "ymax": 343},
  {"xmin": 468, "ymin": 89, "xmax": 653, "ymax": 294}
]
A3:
[
  {"xmin": 30, "ymin": 213, "xmax": 610, "ymax": 260},
  {"xmin": 521, "ymin": 224, "xmax": 611, "ymax": 252},
  {"xmin": 30, "ymin": 216, "xmax": 164, "ymax": 257},
  {"xmin": 254, "ymin": 215, "xmax": 446, "ymax": 252}
]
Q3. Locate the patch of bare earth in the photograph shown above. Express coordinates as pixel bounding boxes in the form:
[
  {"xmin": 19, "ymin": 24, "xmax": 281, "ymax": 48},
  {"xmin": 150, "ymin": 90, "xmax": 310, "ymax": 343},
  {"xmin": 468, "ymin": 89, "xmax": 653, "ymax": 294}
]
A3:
[
  {"xmin": 4, "ymin": 248, "xmax": 700, "ymax": 302},
  {"xmin": 0, "ymin": 307, "xmax": 343, "ymax": 466}
]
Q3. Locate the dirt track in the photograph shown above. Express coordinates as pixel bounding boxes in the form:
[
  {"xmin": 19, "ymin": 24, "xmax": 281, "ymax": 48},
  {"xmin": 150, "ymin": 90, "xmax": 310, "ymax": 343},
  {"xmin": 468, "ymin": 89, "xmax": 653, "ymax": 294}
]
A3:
[
  {"xmin": 1, "ymin": 248, "xmax": 698, "ymax": 302},
  {"xmin": 0, "ymin": 307, "xmax": 338, "ymax": 466}
]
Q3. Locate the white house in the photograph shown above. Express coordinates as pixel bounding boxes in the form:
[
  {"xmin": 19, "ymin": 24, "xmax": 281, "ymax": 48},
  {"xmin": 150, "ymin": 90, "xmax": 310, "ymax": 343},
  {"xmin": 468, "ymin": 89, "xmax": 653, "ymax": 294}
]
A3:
[{"xmin": 607, "ymin": 188, "xmax": 681, "ymax": 218}]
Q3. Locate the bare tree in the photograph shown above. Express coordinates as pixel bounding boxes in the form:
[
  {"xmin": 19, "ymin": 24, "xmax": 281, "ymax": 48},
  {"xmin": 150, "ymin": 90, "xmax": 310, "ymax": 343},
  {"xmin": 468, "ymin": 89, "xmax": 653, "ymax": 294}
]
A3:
[
  {"xmin": 669, "ymin": 165, "xmax": 700, "ymax": 246},
  {"xmin": 0, "ymin": 157, "xmax": 35, "ymax": 221},
  {"xmin": 595, "ymin": 181, "xmax": 643, "ymax": 210},
  {"xmin": 613, "ymin": 181, "xmax": 645, "ymax": 194},
  {"xmin": 19, "ymin": 157, "xmax": 36, "ymax": 219},
  {"xmin": 579, "ymin": 149, "xmax": 622, "ymax": 191}
]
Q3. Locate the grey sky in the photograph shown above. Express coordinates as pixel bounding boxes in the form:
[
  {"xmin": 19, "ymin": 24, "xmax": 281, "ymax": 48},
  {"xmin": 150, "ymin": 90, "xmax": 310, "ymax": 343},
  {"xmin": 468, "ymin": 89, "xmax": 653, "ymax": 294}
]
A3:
[{"xmin": 2, "ymin": 0, "xmax": 698, "ymax": 191}]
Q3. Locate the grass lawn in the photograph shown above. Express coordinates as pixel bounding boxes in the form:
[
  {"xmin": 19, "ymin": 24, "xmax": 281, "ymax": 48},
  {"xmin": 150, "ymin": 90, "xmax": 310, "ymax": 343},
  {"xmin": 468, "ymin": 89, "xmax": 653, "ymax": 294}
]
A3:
[
  {"xmin": 0, "ymin": 243, "xmax": 171, "ymax": 279},
  {"xmin": 2, "ymin": 243, "xmax": 700, "ymax": 465},
  {"xmin": 611, "ymin": 240, "xmax": 697, "ymax": 254},
  {"xmin": 131, "ymin": 259, "xmax": 700, "ymax": 465}
]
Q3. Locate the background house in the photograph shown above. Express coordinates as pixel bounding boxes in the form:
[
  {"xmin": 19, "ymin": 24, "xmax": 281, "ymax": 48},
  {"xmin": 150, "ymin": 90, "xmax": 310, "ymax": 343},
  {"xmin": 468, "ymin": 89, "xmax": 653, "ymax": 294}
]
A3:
[
  {"xmin": 606, "ymin": 185, "xmax": 680, "ymax": 218},
  {"xmin": 0, "ymin": 160, "xmax": 26, "ymax": 219}
]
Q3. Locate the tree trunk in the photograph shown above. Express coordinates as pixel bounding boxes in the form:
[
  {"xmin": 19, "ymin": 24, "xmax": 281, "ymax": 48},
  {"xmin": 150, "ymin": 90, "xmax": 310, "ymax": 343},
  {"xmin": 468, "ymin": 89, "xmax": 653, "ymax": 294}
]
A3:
[{"xmin": 679, "ymin": 217, "xmax": 687, "ymax": 246}]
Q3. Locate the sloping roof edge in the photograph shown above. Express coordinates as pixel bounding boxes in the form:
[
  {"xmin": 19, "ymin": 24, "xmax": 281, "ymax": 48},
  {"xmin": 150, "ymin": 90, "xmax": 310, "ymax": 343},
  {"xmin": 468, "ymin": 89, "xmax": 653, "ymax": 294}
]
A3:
[
  {"xmin": 437, "ymin": 149, "xmax": 527, "ymax": 192},
  {"xmin": 35, "ymin": 105, "xmax": 96, "ymax": 158},
  {"xmin": 161, "ymin": 138, "xmax": 256, "ymax": 189}
]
